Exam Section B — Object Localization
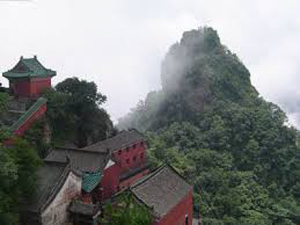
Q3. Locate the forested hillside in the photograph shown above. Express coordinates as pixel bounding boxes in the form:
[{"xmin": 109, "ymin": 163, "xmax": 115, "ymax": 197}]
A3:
[{"xmin": 118, "ymin": 27, "xmax": 300, "ymax": 224}]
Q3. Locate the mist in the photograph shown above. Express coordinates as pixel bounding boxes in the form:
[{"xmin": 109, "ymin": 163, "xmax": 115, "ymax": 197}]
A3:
[{"xmin": 1, "ymin": 0, "xmax": 300, "ymax": 127}]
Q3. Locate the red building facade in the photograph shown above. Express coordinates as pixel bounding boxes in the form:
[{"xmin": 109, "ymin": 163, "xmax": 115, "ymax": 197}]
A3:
[
  {"xmin": 81, "ymin": 130, "xmax": 150, "ymax": 200},
  {"xmin": 112, "ymin": 140, "xmax": 146, "ymax": 168},
  {"xmin": 9, "ymin": 77, "xmax": 52, "ymax": 97},
  {"xmin": 3, "ymin": 56, "xmax": 56, "ymax": 97}
]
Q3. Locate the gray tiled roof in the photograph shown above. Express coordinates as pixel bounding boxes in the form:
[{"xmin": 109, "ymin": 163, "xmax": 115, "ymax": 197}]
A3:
[
  {"xmin": 83, "ymin": 129, "xmax": 144, "ymax": 152},
  {"xmin": 45, "ymin": 147, "xmax": 109, "ymax": 173},
  {"xmin": 28, "ymin": 161, "xmax": 70, "ymax": 212},
  {"xmin": 131, "ymin": 165, "xmax": 191, "ymax": 218},
  {"xmin": 69, "ymin": 201, "xmax": 101, "ymax": 216}
]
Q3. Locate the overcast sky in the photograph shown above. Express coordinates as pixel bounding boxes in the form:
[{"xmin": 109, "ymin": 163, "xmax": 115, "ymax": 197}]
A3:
[{"xmin": 1, "ymin": 0, "xmax": 300, "ymax": 127}]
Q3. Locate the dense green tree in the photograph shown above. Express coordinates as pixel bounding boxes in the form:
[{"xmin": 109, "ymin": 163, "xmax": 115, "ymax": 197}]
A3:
[
  {"xmin": 42, "ymin": 88, "xmax": 76, "ymax": 144},
  {"xmin": 100, "ymin": 193, "xmax": 152, "ymax": 225},
  {"xmin": 146, "ymin": 121, "xmax": 300, "ymax": 224},
  {"xmin": 0, "ymin": 92, "xmax": 9, "ymax": 128},
  {"xmin": 42, "ymin": 77, "xmax": 114, "ymax": 147},
  {"xmin": 0, "ymin": 92, "xmax": 9, "ymax": 115},
  {"xmin": 0, "ymin": 135, "xmax": 41, "ymax": 225}
]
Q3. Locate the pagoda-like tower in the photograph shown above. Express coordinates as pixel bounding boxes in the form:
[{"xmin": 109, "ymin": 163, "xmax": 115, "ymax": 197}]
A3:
[{"xmin": 3, "ymin": 56, "xmax": 56, "ymax": 98}]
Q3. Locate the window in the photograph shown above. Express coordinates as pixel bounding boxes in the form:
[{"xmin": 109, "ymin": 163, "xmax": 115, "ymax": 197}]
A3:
[
  {"xmin": 126, "ymin": 158, "xmax": 130, "ymax": 164},
  {"xmin": 133, "ymin": 144, "xmax": 136, "ymax": 149},
  {"xmin": 185, "ymin": 214, "xmax": 189, "ymax": 225},
  {"xmin": 118, "ymin": 150, "xmax": 122, "ymax": 155},
  {"xmin": 133, "ymin": 156, "xmax": 136, "ymax": 162},
  {"xmin": 140, "ymin": 153, "xmax": 144, "ymax": 160}
]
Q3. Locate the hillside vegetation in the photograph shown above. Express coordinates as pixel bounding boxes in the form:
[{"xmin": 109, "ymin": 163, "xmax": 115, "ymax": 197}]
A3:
[{"xmin": 118, "ymin": 27, "xmax": 300, "ymax": 224}]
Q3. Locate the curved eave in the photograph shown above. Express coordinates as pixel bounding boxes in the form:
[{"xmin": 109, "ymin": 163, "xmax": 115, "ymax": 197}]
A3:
[{"xmin": 3, "ymin": 71, "xmax": 57, "ymax": 80}]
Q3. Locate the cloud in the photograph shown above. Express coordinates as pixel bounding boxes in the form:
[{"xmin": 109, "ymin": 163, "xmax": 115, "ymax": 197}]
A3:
[{"xmin": 0, "ymin": 0, "xmax": 300, "ymax": 127}]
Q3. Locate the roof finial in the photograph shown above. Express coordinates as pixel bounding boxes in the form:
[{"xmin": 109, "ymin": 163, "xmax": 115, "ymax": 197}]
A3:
[
  {"xmin": 66, "ymin": 155, "xmax": 71, "ymax": 164},
  {"xmin": 34, "ymin": 55, "xmax": 37, "ymax": 59},
  {"xmin": 20, "ymin": 56, "xmax": 23, "ymax": 60}
]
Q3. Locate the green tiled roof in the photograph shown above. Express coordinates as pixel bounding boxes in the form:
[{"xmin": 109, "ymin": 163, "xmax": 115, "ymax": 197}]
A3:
[
  {"xmin": 9, "ymin": 97, "xmax": 47, "ymax": 132},
  {"xmin": 3, "ymin": 56, "xmax": 56, "ymax": 79},
  {"xmin": 82, "ymin": 172, "xmax": 102, "ymax": 193}
]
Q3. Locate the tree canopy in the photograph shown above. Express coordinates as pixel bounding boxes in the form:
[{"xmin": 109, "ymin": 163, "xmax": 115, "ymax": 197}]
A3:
[
  {"xmin": 42, "ymin": 77, "xmax": 114, "ymax": 147},
  {"xmin": 0, "ymin": 134, "xmax": 41, "ymax": 225},
  {"xmin": 0, "ymin": 92, "xmax": 9, "ymax": 115},
  {"xmin": 99, "ymin": 193, "xmax": 152, "ymax": 225}
]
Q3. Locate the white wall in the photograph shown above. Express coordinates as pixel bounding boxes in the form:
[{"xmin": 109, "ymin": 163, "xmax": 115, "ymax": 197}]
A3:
[{"xmin": 41, "ymin": 172, "xmax": 81, "ymax": 225}]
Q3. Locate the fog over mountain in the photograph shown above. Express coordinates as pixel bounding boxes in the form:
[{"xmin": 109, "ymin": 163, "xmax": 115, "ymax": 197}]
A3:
[{"xmin": 1, "ymin": 0, "xmax": 300, "ymax": 127}]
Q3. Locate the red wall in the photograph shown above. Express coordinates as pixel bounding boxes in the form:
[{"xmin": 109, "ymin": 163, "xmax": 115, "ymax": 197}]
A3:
[
  {"xmin": 10, "ymin": 78, "xmax": 51, "ymax": 97},
  {"xmin": 14, "ymin": 103, "xmax": 47, "ymax": 136},
  {"xmin": 10, "ymin": 79, "xmax": 31, "ymax": 96},
  {"xmin": 113, "ymin": 141, "xmax": 146, "ymax": 169},
  {"xmin": 98, "ymin": 142, "xmax": 148, "ymax": 200},
  {"xmin": 154, "ymin": 189, "xmax": 193, "ymax": 225},
  {"xmin": 30, "ymin": 78, "xmax": 51, "ymax": 95},
  {"xmin": 100, "ymin": 164, "xmax": 122, "ymax": 200}
]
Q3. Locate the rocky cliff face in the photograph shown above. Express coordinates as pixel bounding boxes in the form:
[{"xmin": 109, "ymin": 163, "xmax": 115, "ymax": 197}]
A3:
[
  {"xmin": 118, "ymin": 27, "xmax": 259, "ymax": 131},
  {"xmin": 161, "ymin": 27, "xmax": 257, "ymax": 112}
]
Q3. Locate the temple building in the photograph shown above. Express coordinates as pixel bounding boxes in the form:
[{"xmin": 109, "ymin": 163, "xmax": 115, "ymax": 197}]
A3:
[
  {"xmin": 125, "ymin": 164, "xmax": 193, "ymax": 225},
  {"xmin": 3, "ymin": 56, "xmax": 56, "ymax": 98},
  {"xmin": 45, "ymin": 129, "xmax": 150, "ymax": 202},
  {"xmin": 20, "ymin": 129, "xmax": 194, "ymax": 225},
  {"xmin": 1, "ymin": 56, "xmax": 55, "ymax": 136}
]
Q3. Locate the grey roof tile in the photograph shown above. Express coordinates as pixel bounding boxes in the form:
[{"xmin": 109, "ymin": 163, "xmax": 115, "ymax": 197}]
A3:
[
  {"xmin": 83, "ymin": 130, "xmax": 144, "ymax": 153},
  {"xmin": 28, "ymin": 161, "xmax": 70, "ymax": 212},
  {"xmin": 45, "ymin": 147, "xmax": 109, "ymax": 173},
  {"xmin": 131, "ymin": 165, "xmax": 192, "ymax": 218},
  {"xmin": 69, "ymin": 201, "xmax": 101, "ymax": 216}
]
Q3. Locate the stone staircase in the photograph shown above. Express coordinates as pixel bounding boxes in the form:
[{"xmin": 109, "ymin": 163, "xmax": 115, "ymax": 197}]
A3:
[{"xmin": 0, "ymin": 97, "xmax": 46, "ymax": 135}]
